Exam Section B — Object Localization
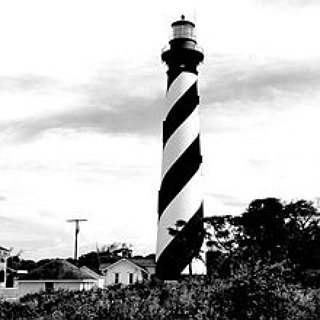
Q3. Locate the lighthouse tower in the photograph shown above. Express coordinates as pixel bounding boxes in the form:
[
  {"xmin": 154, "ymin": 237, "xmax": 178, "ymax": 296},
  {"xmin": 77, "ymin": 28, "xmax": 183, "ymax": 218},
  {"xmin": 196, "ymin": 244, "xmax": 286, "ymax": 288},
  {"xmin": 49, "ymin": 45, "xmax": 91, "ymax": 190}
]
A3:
[{"xmin": 156, "ymin": 16, "xmax": 204, "ymax": 280}]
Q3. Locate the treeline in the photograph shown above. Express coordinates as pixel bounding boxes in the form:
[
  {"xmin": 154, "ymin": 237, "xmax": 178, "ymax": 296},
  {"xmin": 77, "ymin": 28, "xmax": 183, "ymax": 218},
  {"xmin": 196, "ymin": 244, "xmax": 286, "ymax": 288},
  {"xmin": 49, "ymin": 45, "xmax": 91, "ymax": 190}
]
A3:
[
  {"xmin": 204, "ymin": 198, "xmax": 320, "ymax": 285},
  {"xmin": 9, "ymin": 197, "xmax": 320, "ymax": 282},
  {"xmin": 7, "ymin": 244, "xmax": 154, "ymax": 275}
]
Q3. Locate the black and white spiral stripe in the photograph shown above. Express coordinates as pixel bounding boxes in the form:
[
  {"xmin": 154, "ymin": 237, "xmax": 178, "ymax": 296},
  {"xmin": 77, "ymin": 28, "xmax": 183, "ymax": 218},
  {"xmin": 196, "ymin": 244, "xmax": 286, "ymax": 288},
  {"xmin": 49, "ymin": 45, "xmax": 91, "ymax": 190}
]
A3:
[{"xmin": 156, "ymin": 70, "xmax": 204, "ymax": 280}]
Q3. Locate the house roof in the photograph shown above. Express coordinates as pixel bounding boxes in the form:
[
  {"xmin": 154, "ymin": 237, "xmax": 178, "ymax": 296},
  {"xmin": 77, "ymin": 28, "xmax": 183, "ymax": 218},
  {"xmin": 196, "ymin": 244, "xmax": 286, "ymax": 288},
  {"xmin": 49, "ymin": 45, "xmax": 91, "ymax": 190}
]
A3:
[
  {"xmin": 100, "ymin": 258, "xmax": 152, "ymax": 273},
  {"xmin": 22, "ymin": 259, "xmax": 96, "ymax": 281},
  {"xmin": 0, "ymin": 246, "xmax": 10, "ymax": 252},
  {"xmin": 80, "ymin": 266, "xmax": 102, "ymax": 279},
  {"xmin": 100, "ymin": 257, "xmax": 156, "ymax": 272},
  {"xmin": 130, "ymin": 258, "xmax": 156, "ymax": 268}
]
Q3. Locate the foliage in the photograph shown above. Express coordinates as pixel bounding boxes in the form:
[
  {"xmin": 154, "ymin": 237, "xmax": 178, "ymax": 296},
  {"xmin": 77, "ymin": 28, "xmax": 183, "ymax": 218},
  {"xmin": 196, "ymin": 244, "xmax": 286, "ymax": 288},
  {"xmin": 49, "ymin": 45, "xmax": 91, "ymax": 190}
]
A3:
[
  {"xmin": 234, "ymin": 197, "xmax": 289, "ymax": 264},
  {"xmin": 204, "ymin": 215, "xmax": 240, "ymax": 254},
  {"xmin": 7, "ymin": 256, "xmax": 36, "ymax": 272},
  {"xmin": 1, "ymin": 262, "xmax": 320, "ymax": 319},
  {"xmin": 98, "ymin": 242, "xmax": 133, "ymax": 259},
  {"xmin": 77, "ymin": 251, "xmax": 100, "ymax": 273},
  {"xmin": 205, "ymin": 198, "xmax": 320, "ymax": 274},
  {"xmin": 284, "ymin": 200, "xmax": 320, "ymax": 269}
]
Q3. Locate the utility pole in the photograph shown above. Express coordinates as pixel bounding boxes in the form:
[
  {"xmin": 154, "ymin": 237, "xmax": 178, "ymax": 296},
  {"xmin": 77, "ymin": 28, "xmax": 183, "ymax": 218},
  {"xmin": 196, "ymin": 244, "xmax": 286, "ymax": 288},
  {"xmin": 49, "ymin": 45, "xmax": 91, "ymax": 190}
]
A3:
[{"xmin": 67, "ymin": 219, "xmax": 87, "ymax": 261}]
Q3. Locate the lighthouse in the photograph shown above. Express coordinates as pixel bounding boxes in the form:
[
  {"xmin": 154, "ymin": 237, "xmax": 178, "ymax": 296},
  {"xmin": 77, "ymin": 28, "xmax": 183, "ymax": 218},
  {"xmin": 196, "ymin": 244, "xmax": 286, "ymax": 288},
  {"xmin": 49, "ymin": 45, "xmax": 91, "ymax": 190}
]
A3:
[{"xmin": 156, "ymin": 16, "xmax": 204, "ymax": 280}]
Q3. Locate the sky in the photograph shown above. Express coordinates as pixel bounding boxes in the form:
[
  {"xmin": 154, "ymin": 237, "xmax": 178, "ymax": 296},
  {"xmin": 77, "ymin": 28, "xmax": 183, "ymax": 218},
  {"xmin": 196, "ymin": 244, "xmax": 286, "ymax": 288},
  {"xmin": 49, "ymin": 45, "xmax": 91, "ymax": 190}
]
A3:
[{"xmin": 1, "ymin": 0, "xmax": 320, "ymax": 262}]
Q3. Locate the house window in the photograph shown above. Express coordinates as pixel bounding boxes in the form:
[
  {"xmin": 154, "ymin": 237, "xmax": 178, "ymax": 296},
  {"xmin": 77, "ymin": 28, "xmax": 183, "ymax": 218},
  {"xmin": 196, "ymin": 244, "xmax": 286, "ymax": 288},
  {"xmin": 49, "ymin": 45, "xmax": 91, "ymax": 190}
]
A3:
[
  {"xmin": 114, "ymin": 272, "xmax": 120, "ymax": 284},
  {"xmin": 129, "ymin": 273, "xmax": 134, "ymax": 284},
  {"xmin": 45, "ymin": 282, "xmax": 54, "ymax": 292},
  {"xmin": 0, "ymin": 270, "xmax": 4, "ymax": 282}
]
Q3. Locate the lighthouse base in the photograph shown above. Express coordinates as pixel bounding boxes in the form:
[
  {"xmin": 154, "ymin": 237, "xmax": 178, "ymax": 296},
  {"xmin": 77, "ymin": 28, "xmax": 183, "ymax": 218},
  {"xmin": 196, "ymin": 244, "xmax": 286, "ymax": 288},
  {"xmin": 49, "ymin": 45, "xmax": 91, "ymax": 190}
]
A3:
[{"xmin": 156, "ymin": 205, "xmax": 204, "ymax": 280}]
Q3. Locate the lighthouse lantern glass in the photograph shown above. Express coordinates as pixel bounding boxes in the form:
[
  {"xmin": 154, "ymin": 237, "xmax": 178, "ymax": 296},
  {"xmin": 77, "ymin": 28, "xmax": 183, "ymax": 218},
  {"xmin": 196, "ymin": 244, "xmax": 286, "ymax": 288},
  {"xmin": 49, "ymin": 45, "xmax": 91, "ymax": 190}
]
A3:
[{"xmin": 172, "ymin": 24, "xmax": 196, "ymax": 41}]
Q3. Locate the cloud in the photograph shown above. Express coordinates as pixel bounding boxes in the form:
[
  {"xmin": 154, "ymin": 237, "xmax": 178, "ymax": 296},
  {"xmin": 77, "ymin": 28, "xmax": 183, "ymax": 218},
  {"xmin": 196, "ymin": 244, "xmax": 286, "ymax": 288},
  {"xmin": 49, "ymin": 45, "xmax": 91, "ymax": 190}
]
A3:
[
  {"xmin": 3, "ymin": 56, "xmax": 320, "ymax": 142},
  {"xmin": 0, "ymin": 215, "xmax": 65, "ymax": 237},
  {"xmin": 201, "ymin": 56, "xmax": 320, "ymax": 108},
  {"xmin": 254, "ymin": 0, "xmax": 320, "ymax": 7},
  {"xmin": 0, "ymin": 60, "xmax": 167, "ymax": 141},
  {"xmin": 0, "ymin": 195, "xmax": 7, "ymax": 201},
  {"xmin": 0, "ymin": 74, "xmax": 59, "ymax": 92},
  {"xmin": 207, "ymin": 192, "xmax": 248, "ymax": 210},
  {"xmin": 0, "ymin": 215, "xmax": 71, "ymax": 259},
  {"xmin": 198, "ymin": 56, "xmax": 320, "ymax": 136},
  {"xmin": 2, "ymin": 96, "xmax": 164, "ymax": 141}
]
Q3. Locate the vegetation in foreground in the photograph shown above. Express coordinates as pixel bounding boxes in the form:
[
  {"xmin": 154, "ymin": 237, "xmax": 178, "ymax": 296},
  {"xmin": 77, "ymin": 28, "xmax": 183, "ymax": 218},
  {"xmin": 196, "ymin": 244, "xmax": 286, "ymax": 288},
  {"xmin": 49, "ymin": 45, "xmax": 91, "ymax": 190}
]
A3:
[{"xmin": 0, "ymin": 262, "xmax": 319, "ymax": 320}]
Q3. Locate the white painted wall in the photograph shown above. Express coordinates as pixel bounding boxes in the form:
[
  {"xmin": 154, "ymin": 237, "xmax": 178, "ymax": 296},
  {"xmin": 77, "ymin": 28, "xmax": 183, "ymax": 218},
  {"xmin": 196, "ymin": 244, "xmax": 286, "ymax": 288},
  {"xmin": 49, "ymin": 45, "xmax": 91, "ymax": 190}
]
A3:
[
  {"xmin": 0, "ymin": 288, "xmax": 19, "ymax": 301},
  {"xmin": 18, "ymin": 280, "xmax": 97, "ymax": 298},
  {"xmin": 103, "ymin": 260, "xmax": 145, "ymax": 286},
  {"xmin": 54, "ymin": 282, "xmax": 81, "ymax": 291},
  {"xmin": 19, "ymin": 282, "xmax": 45, "ymax": 298},
  {"xmin": 97, "ymin": 278, "xmax": 105, "ymax": 289}
]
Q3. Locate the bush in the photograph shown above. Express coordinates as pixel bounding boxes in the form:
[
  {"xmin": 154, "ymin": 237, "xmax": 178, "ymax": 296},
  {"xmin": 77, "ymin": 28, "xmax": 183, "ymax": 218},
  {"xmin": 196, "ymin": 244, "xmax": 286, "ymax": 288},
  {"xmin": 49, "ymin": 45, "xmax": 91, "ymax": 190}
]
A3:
[{"xmin": 0, "ymin": 265, "xmax": 319, "ymax": 320}]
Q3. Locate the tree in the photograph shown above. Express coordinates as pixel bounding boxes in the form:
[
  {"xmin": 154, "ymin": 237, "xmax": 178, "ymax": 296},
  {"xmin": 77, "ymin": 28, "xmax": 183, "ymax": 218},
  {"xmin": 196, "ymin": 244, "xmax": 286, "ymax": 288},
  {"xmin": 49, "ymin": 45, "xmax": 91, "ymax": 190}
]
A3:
[
  {"xmin": 204, "ymin": 215, "xmax": 241, "ymax": 277},
  {"xmin": 204, "ymin": 215, "xmax": 240, "ymax": 254},
  {"xmin": 205, "ymin": 198, "xmax": 320, "ymax": 276},
  {"xmin": 284, "ymin": 200, "xmax": 320, "ymax": 269},
  {"xmin": 7, "ymin": 255, "xmax": 36, "ymax": 272},
  {"xmin": 77, "ymin": 242, "xmax": 141, "ymax": 273},
  {"xmin": 77, "ymin": 251, "xmax": 100, "ymax": 273},
  {"xmin": 98, "ymin": 242, "xmax": 133, "ymax": 260},
  {"xmin": 238, "ymin": 198, "xmax": 287, "ymax": 262},
  {"xmin": 167, "ymin": 219, "xmax": 205, "ymax": 276}
]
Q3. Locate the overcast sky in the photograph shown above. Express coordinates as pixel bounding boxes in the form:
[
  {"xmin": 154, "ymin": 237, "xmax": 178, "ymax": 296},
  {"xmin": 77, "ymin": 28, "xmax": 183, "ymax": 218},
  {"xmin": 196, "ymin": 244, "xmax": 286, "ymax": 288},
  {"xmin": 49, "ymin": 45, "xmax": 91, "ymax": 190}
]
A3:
[{"xmin": 1, "ymin": 0, "xmax": 320, "ymax": 261}]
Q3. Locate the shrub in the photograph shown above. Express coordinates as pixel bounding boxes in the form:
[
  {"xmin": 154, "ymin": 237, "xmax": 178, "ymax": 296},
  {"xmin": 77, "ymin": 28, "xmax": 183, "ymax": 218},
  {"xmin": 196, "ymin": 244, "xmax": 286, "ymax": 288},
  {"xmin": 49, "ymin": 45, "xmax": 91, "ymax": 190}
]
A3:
[{"xmin": 0, "ymin": 267, "xmax": 319, "ymax": 320}]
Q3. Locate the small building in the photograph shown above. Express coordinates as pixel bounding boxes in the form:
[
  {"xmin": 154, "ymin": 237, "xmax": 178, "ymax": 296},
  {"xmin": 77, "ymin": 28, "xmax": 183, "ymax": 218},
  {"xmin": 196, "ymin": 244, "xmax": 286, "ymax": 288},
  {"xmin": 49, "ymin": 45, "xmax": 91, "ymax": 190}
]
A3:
[
  {"xmin": 18, "ymin": 259, "xmax": 98, "ymax": 298},
  {"xmin": 0, "ymin": 246, "xmax": 10, "ymax": 288},
  {"xmin": 100, "ymin": 257, "xmax": 156, "ymax": 286}
]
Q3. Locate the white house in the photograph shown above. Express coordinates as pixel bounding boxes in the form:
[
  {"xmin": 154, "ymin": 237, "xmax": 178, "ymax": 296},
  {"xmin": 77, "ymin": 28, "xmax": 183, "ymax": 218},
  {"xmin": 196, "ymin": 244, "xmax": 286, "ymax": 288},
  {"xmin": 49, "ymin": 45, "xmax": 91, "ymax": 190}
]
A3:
[
  {"xmin": 100, "ymin": 257, "xmax": 156, "ymax": 286},
  {"xmin": 18, "ymin": 259, "xmax": 98, "ymax": 298}
]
